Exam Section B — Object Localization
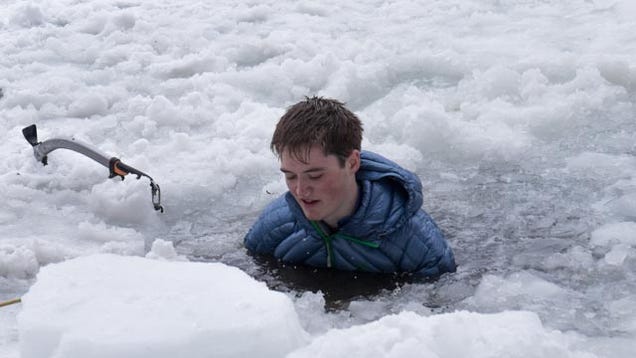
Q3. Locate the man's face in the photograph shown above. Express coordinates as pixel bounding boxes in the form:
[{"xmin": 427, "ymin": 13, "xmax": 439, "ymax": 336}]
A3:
[{"xmin": 280, "ymin": 145, "xmax": 360, "ymax": 228}]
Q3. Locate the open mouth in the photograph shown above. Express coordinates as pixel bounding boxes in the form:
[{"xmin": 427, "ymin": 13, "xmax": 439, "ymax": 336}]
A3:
[{"xmin": 301, "ymin": 199, "xmax": 319, "ymax": 206}]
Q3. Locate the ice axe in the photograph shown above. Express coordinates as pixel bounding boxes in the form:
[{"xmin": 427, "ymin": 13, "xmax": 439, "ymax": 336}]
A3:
[{"xmin": 22, "ymin": 124, "xmax": 164, "ymax": 212}]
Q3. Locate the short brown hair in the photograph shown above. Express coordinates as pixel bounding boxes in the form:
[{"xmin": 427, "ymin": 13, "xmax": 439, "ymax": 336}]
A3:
[{"xmin": 271, "ymin": 96, "xmax": 363, "ymax": 166}]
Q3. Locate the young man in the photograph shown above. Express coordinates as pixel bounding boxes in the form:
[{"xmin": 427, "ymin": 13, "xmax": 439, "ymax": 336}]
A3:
[{"xmin": 244, "ymin": 97, "xmax": 456, "ymax": 277}]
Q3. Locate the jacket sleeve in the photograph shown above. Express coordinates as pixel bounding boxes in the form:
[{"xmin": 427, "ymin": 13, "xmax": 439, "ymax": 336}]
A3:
[
  {"xmin": 396, "ymin": 210, "xmax": 457, "ymax": 277},
  {"xmin": 244, "ymin": 196, "xmax": 295, "ymax": 255}
]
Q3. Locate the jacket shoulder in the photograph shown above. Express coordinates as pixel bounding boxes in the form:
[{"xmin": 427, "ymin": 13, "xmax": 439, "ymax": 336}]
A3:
[{"xmin": 244, "ymin": 196, "xmax": 296, "ymax": 254}]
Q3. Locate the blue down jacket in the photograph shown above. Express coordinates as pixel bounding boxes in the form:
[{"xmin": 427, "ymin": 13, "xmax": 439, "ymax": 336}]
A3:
[{"xmin": 244, "ymin": 151, "xmax": 456, "ymax": 277}]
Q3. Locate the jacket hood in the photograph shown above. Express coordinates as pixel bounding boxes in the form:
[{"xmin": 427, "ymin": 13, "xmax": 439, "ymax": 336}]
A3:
[
  {"xmin": 347, "ymin": 151, "xmax": 424, "ymax": 235},
  {"xmin": 357, "ymin": 151, "xmax": 423, "ymax": 209}
]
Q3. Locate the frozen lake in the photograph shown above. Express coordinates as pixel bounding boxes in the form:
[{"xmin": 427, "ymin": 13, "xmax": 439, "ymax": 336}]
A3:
[{"xmin": 2, "ymin": 0, "xmax": 636, "ymax": 356}]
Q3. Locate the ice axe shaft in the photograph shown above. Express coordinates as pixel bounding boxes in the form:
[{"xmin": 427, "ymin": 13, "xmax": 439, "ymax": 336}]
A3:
[
  {"xmin": 0, "ymin": 298, "xmax": 21, "ymax": 308},
  {"xmin": 22, "ymin": 124, "xmax": 164, "ymax": 212}
]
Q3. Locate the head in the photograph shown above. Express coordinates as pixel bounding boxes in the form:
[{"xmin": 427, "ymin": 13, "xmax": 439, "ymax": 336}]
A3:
[
  {"xmin": 271, "ymin": 96, "xmax": 362, "ymax": 167},
  {"xmin": 272, "ymin": 97, "xmax": 363, "ymax": 227}
]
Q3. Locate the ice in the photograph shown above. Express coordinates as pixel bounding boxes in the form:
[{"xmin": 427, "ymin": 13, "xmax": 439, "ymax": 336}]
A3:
[
  {"xmin": 9, "ymin": 4, "xmax": 44, "ymax": 28},
  {"xmin": 16, "ymin": 255, "xmax": 601, "ymax": 358},
  {"xmin": 2, "ymin": 0, "xmax": 636, "ymax": 356},
  {"xmin": 0, "ymin": 239, "xmax": 77, "ymax": 280},
  {"xmin": 543, "ymin": 245, "xmax": 595, "ymax": 271},
  {"xmin": 18, "ymin": 254, "xmax": 308, "ymax": 358},
  {"xmin": 591, "ymin": 222, "xmax": 636, "ymax": 247},
  {"xmin": 602, "ymin": 244, "xmax": 630, "ymax": 266},
  {"xmin": 466, "ymin": 271, "xmax": 568, "ymax": 310},
  {"xmin": 0, "ymin": 245, "xmax": 38, "ymax": 279},
  {"xmin": 67, "ymin": 93, "xmax": 109, "ymax": 118},
  {"xmin": 144, "ymin": 238, "xmax": 188, "ymax": 261},
  {"xmin": 609, "ymin": 193, "xmax": 636, "ymax": 220},
  {"xmin": 291, "ymin": 291, "xmax": 352, "ymax": 335},
  {"xmin": 288, "ymin": 310, "xmax": 596, "ymax": 358},
  {"xmin": 607, "ymin": 296, "xmax": 636, "ymax": 334}
]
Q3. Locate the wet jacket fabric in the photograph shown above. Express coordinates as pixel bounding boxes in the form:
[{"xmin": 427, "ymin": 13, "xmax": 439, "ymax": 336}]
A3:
[{"xmin": 244, "ymin": 151, "xmax": 456, "ymax": 277}]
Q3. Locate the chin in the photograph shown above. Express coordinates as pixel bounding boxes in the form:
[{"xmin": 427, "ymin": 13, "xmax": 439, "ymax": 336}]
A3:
[{"xmin": 302, "ymin": 210, "xmax": 323, "ymax": 221}]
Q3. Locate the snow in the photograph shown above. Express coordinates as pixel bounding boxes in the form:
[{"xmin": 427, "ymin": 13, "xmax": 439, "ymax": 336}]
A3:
[
  {"xmin": 17, "ymin": 252, "xmax": 592, "ymax": 358},
  {"xmin": 18, "ymin": 252, "xmax": 308, "ymax": 358},
  {"xmin": 2, "ymin": 0, "xmax": 636, "ymax": 357},
  {"xmin": 590, "ymin": 222, "xmax": 636, "ymax": 266},
  {"xmin": 289, "ymin": 310, "xmax": 594, "ymax": 358}
]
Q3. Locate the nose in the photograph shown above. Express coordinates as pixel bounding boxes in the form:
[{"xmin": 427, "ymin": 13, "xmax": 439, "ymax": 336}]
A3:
[{"xmin": 294, "ymin": 177, "xmax": 311, "ymax": 197}]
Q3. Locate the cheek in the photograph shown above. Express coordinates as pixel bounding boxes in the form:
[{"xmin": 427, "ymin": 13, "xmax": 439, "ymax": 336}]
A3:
[{"xmin": 316, "ymin": 176, "xmax": 343, "ymax": 198}]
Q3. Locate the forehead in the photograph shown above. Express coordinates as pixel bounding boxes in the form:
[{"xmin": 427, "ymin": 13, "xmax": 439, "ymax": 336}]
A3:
[{"xmin": 280, "ymin": 145, "xmax": 338, "ymax": 169}]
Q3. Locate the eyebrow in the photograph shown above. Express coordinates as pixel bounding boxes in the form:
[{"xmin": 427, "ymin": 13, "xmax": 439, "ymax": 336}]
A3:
[{"xmin": 280, "ymin": 167, "xmax": 325, "ymax": 174}]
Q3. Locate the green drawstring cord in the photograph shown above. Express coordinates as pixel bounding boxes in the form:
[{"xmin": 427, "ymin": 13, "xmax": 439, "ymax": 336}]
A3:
[
  {"xmin": 310, "ymin": 221, "xmax": 333, "ymax": 267},
  {"xmin": 310, "ymin": 221, "xmax": 380, "ymax": 268},
  {"xmin": 336, "ymin": 233, "xmax": 382, "ymax": 248}
]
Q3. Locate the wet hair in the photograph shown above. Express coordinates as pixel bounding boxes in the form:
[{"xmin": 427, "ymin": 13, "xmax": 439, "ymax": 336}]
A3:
[{"xmin": 271, "ymin": 96, "xmax": 363, "ymax": 166}]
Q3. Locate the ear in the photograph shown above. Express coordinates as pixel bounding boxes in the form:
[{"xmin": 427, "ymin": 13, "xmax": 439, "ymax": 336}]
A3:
[{"xmin": 347, "ymin": 150, "xmax": 361, "ymax": 173}]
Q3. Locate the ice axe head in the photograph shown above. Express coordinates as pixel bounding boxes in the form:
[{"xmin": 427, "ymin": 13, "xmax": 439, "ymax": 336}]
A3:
[
  {"xmin": 22, "ymin": 124, "xmax": 39, "ymax": 147},
  {"xmin": 22, "ymin": 124, "xmax": 48, "ymax": 165}
]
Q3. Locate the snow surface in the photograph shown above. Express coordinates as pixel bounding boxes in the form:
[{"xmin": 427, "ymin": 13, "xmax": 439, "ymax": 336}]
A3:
[
  {"xmin": 19, "ymin": 249, "xmax": 308, "ymax": 358},
  {"xmin": 2, "ymin": 0, "xmax": 636, "ymax": 357}
]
